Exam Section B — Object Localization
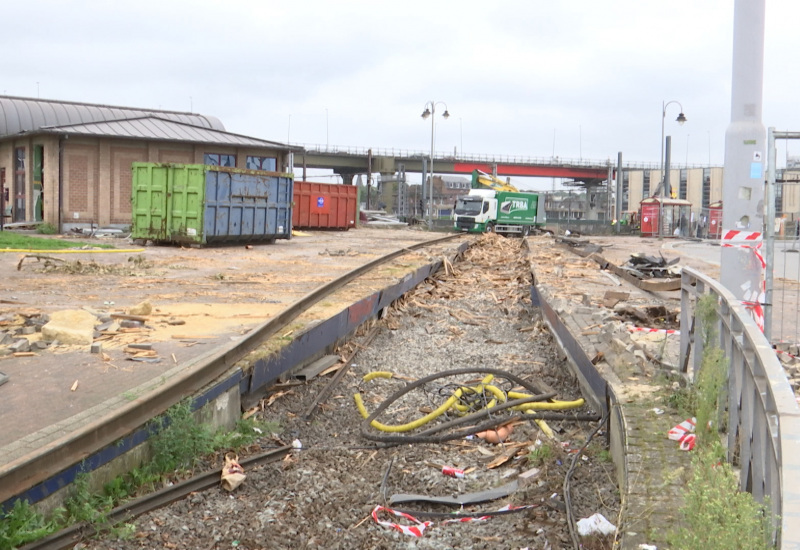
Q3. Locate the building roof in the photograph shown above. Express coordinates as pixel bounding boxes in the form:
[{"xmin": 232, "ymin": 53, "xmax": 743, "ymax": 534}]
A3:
[
  {"xmin": 440, "ymin": 175, "xmax": 469, "ymax": 182},
  {"xmin": 38, "ymin": 115, "xmax": 290, "ymax": 148},
  {"xmin": 0, "ymin": 96, "xmax": 224, "ymax": 137}
]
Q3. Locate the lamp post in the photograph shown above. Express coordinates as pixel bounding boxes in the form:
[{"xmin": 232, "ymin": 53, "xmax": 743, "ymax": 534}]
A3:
[
  {"xmin": 459, "ymin": 117, "xmax": 463, "ymax": 156},
  {"xmin": 659, "ymin": 100, "xmax": 687, "ymax": 237},
  {"xmin": 421, "ymin": 100, "xmax": 450, "ymax": 227},
  {"xmin": 660, "ymin": 100, "xmax": 687, "ymax": 194}
]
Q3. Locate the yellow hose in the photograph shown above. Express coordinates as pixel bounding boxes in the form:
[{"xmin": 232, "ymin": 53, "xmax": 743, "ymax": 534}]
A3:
[
  {"xmin": 533, "ymin": 417, "xmax": 556, "ymax": 439},
  {"xmin": 356, "ymin": 374, "xmax": 496, "ymax": 432},
  {"xmin": 355, "ymin": 390, "xmax": 463, "ymax": 432},
  {"xmin": 451, "ymin": 381, "xmax": 506, "ymax": 413},
  {"xmin": 514, "ymin": 398, "xmax": 585, "ymax": 411},
  {"xmin": 362, "ymin": 371, "xmax": 395, "ymax": 382},
  {"xmin": 356, "ymin": 371, "xmax": 585, "ymax": 433}
]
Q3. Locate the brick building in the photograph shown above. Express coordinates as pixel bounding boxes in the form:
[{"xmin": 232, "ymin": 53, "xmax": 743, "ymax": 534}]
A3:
[{"xmin": 0, "ymin": 96, "xmax": 295, "ymax": 231}]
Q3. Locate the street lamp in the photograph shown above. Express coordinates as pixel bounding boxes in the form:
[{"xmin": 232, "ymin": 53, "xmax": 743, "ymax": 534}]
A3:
[
  {"xmin": 660, "ymin": 100, "xmax": 687, "ymax": 196},
  {"xmin": 659, "ymin": 100, "xmax": 687, "ymax": 237},
  {"xmin": 421, "ymin": 100, "xmax": 450, "ymax": 226}
]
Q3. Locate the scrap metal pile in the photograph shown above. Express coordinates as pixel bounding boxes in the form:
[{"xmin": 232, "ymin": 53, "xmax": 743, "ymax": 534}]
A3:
[{"xmin": 621, "ymin": 252, "xmax": 681, "ymax": 280}]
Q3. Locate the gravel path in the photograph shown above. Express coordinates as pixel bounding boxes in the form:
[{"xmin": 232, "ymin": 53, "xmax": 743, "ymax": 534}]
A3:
[{"xmin": 81, "ymin": 235, "xmax": 619, "ymax": 550}]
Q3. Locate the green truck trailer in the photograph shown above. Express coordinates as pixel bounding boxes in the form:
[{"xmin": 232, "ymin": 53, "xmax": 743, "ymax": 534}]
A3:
[{"xmin": 453, "ymin": 188, "xmax": 546, "ymax": 236}]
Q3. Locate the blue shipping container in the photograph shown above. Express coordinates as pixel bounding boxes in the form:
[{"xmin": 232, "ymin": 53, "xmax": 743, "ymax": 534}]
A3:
[{"xmin": 131, "ymin": 163, "xmax": 293, "ymax": 245}]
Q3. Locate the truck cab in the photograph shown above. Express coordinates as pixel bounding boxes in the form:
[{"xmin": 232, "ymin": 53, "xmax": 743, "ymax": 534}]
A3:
[{"xmin": 454, "ymin": 189, "xmax": 497, "ymax": 233}]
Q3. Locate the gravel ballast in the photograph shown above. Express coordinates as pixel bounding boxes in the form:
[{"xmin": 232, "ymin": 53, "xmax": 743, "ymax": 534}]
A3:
[{"xmin": 81, "ymin": 235, "xmax": 620, "ymax": 550}]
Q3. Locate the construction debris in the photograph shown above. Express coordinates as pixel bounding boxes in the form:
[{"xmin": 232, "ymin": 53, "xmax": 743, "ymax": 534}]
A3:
[
  {"xmin": 360, "ymin": 210, "xmax": 408, "ymax": 228},
  {"xmin": 621, "ymin": 253, "xmax": 681, "ymax": 279}
]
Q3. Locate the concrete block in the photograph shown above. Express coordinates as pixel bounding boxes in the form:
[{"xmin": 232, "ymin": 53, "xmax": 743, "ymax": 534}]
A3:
[
  {"xmin": 127, "ymin": 343, "xmax": 153, "ymax": 351},
  {"xmin": 776, "ymin": 341, "xmax": 792, "ymax": 352},
  {"xmin": 9, "ymin": 339, "xmax": 30, "ymax": 353},
  {"xmin": 518, "ymin": 467, "xmax": 541, "ymax": 488},
  {"xmin": 90, "ymin": 342, "xmax": 103, "ymax": 354},
  {"xmin": 41, "ymin": 310, "xmax": 97, "ymax": 345}
]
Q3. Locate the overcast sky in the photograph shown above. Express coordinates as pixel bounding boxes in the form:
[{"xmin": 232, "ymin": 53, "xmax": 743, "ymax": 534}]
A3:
[{"xmin": 3, "ymin": 1, "xmax": 799, "ymax": 190}]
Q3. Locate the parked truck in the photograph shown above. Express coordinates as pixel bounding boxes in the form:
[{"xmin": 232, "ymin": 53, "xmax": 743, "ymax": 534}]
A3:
[{"xmin": 452, "ymin": 170, "xmax": 546, "ymax": 236}]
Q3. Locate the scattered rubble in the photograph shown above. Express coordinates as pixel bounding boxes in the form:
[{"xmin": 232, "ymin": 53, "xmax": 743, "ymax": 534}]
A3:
[
  {"xmin": 622, "ymin": 252, "xmax": 682, "ymax": 279},
  {"xmin": 359, "ymin": 209, "xmax": 408, "ymax": 227}
]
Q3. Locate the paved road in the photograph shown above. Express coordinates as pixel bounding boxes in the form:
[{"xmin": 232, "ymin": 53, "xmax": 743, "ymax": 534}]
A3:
[{"xmin": 666, "ymin": 237, "xmax": 800, "ymax": 344}]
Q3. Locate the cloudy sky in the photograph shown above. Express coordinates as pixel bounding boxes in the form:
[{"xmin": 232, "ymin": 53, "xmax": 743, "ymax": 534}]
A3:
[{"xmin": 3, "ymin": 1, "xmax": 798, "ymax": 190}]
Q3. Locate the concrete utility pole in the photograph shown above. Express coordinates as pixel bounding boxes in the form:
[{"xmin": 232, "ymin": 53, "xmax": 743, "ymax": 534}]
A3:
[
  {"xmin": 721, "ymin": 0, "xmax": 767, "ymax": 329},
  {"xmin": 615, "ymin": 152, "xmax": 623, "ymax": 233}
]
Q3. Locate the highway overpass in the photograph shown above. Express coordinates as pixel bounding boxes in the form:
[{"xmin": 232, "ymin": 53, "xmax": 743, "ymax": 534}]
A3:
[{"xmin": 290, "ymin": 144, "xmax": 667, "ymax": 185}]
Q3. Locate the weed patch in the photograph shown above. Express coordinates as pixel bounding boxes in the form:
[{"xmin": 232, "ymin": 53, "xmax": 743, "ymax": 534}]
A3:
[
  {"xmin": 668, "ymin": 294, "xmax": 773, "ymax": 548},
  {"xmin": 0, "ymin": 400, "xmax": 278, "ymax": 547}
]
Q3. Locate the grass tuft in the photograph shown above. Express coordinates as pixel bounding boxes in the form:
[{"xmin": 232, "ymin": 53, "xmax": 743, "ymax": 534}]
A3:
[
  {"xmin": 668, "ymin": 293, "xmax": 773, "ymax": 549},
  {"xmin": 0, "ymin": 399, "xmax": 279, "ymax": 547}
]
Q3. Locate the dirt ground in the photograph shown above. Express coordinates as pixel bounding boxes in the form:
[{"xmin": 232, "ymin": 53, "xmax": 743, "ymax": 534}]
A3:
[
  {"xmin": 0, "ymin": 229, "xmax": 728, "ymax": 449},
  {"xmin": 1, "ymin": 229, "xmax": 730, "ymax": 549},
  {"xmin": 0, "ymin": 228, "xmax": 462, "ymax": 448},
  {"xmin": 79, "ymin": 234, "xmax": 620, "ymax": 550}
]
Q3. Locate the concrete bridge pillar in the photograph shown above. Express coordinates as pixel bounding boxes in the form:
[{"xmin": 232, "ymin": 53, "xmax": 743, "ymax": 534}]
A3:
[
  {"xmin": 585, "ymin": 184, "xmax": 600, "ymax": 221},
  {"xmin": 335, "ymin": 172, "xmax": 356, "ymax": 185}
]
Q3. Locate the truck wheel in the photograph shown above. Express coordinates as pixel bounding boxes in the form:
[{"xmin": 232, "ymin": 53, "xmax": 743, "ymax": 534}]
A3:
[
  {"xmin": 522, "ymin": 225, "xmax": 531, "ymax": 237},
  {"xmin": 485, "ymin": 222, "xmax": 495, "ymax": 233}
]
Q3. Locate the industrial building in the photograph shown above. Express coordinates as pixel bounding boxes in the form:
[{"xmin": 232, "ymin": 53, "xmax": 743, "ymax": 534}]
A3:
[{"xmin": 0, "ymin": 96, "xmax": 295, "ymax": 231}]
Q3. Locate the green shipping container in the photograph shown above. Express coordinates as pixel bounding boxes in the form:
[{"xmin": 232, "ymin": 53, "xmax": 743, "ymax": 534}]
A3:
[{"xmin": 131, "ymin": 163, "xmax": 293, "ymax": 245}]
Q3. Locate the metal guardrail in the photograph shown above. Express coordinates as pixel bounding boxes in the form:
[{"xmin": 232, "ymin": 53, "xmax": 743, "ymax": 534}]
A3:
[
  {"xmin": 293, "ymin": 143, "xmax": 719, "ymax": 172},
  {"xmin": 679, "ymin": 267, "xmax": 800, "ymax": 549}
]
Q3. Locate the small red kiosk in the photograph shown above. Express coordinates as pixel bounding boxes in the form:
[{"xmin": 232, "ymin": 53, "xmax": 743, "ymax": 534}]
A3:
[
  {"xmin": 708, "ymin": 201, "xmax": 723, "ymax": 239},
  {"xmin": 639, "ymin": 197, "xmax": 692, "ymax": 238}
]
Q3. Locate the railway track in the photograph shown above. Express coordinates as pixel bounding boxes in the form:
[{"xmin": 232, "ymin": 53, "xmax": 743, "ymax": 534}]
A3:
[
  {"xmin": 0, "ymin": 234, "xmax": 464, "ymax": 512},
  {"xmin": 12, "ymin": 234, "xmax": 619, "ymax": 550}
]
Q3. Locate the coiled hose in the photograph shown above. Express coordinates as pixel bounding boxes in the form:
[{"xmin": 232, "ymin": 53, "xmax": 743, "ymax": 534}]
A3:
[{"xmin": 356, "ymin": 367, "xmax": 589, "ymax": 444}]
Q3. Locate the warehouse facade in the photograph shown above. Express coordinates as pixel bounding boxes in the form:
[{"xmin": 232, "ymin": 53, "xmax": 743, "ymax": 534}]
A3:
[{"xmin": 0, "ymin": 96, "xmax": 296, "ymax": 231}]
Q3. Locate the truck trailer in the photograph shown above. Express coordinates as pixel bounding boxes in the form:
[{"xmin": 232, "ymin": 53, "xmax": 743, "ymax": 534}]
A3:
[{"xmin": 453, "ymin": 188, "xmax": 546, "ymax": 236}]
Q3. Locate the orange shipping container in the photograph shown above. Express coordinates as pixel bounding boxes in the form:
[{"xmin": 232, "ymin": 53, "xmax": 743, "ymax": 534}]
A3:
[{"xmin": 292, "ymin": 181, "xmax": 358, "ymax": 230}]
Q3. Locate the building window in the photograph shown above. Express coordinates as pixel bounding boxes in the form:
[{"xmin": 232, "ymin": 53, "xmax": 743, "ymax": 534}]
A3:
[
  {"xmin": 622, "ymin": 171, "xmax": 629, "ymax": 211},
  {"xmin": 204, "ymin": 153, "xmax": 236, "ymax": 167},
  {"xmin": 246, "ymin": 156, "xmax": 277, "ymax": 171},
  {"xmin": 702, "ymin": 168, "xmax": 711, "ymax": 209},
  {"xmin": 679, "ymin": 170, "xmax": 687, "ymax": 200},
  {"xmin": 14, "ymin": 147, "xmax": 25, "ymax": 223},
  {"xmin": 643, "ymin": 170, "xmax": 651, "ymax": 197}
]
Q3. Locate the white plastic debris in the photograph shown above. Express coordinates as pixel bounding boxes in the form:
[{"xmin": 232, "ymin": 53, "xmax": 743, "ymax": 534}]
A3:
[
  {"xmin": 576, "ymin": 513, "xmax": 616, "ymax": 536},
  {"xmin": 639, "ymin": 544, "xmax": 658, "ymax": 550},
  {"xmin": 292, "ymin": 439, "xmax": 303, "ymax": 450}
]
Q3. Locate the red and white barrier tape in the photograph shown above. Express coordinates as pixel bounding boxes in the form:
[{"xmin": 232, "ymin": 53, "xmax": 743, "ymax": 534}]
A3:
[
  {"xmin": 627, "ymin": 325, "xmax": 680, "ymax": 335},
  {"xmin": 371, "ymin": 504, "xmax": 537, "ymax": 536},
  {"xmin": 668, "ymin": 417, "xmax": 696, "ymax": 451},
  {"xmin": 721, "ymin": 230, "xmax": 766, "ymax": 331},
  {"xmin": 721, "ymin": 229, "xmax": 762, "ymax": 244},
  {"xmin": 371, "ymin": 506, "xmax": 433, "ymax": 537},
  {"xmin": 721, "ymin": 230, "xmax": 766, "ymax": 268},
  {"xmin": 441, "ymin": 466, "xmax": 465, "ymax": 479}
]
